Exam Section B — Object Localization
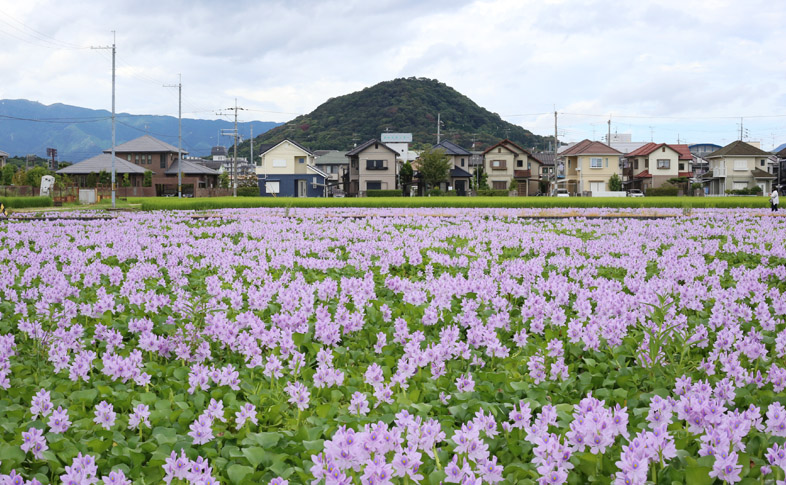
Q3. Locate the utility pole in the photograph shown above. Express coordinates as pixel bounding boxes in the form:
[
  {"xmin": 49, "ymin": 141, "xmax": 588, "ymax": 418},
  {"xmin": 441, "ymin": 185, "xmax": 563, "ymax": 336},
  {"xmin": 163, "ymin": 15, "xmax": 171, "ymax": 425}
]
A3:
[
  {"xmin": 739, "ymin": 117, "xmax": 744, "ymax": 140},
  {"xmin": 607, "ymin": 118, "xmax": 611, "ymax": 146},
  {"xmin": 553, "ymin": 110, "xmax": 558, "ymax": 195},
  {"xmin": 92, "ymin": 32, "xmax": 116, "ymax": 208},
  {"xmin": 437, "ymin": 112, "xmax": 441, "ymax": 144},
  {"xmin": 218, "ymin": 100, "xmax": 245, "ymax": 196},
  {"xmin": 164, "ymin": 75, "xmax": 183, "ymax": 197},
  {"xmin": 250, "ymin": 124, "xmax": 254, "ymax": 169}
]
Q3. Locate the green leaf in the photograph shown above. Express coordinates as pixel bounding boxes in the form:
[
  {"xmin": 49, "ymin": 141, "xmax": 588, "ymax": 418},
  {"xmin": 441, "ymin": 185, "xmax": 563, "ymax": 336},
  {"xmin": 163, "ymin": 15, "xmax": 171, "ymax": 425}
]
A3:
[
  {"xmin": 684, "ymin": 465, "xmax": 714, "ymax": 485},
  {"xmin": 227, "ymin": 464, "xmax": 254, "ymax": 484},
  {"xmin": 242, "ymin": 446, "xmax": 267, "ymax": 468}
]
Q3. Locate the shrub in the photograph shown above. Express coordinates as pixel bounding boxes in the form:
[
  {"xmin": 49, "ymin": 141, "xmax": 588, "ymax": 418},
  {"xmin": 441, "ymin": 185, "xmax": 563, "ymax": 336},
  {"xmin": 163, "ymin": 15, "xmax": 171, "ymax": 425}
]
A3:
[
  {"xmin": 237, "ymin": 186, "xmax": 260, "ymax": 197},
  {"xmin": 476, "ymin": 189, "xmax": 509, "ymax": 197},
  {"xmin": 645, "ymin": 186, "xmax": 679, "ymax": 196},
  {"xmin": 427, "ymin": 188, "xmax": 442, "ymax": 197},
  {"xmin": 366, "ymin": 190, "xmax": 403, "ymax": 198},
  {"xmin": 0, "ymin": 196, "xmax": 53, "ymax": 209}
]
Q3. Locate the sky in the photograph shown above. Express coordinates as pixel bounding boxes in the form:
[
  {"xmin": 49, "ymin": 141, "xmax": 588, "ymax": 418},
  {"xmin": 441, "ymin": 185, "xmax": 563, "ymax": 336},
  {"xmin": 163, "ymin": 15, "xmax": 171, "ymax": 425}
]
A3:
[{"xmin": 2, "ymin": 0, "xmax": 786, "ymax": 150}]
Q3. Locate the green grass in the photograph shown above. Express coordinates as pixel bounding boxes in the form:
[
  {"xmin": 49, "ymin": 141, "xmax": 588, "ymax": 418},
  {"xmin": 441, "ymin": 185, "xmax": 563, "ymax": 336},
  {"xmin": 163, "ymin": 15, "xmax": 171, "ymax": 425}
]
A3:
[
  {"xmin": 0, "ymin": 196, "xmax": 53, "ymax": 209},
  {"xmin": 134, "ymin": 196, "xmax": 771, "ymax": 211}
]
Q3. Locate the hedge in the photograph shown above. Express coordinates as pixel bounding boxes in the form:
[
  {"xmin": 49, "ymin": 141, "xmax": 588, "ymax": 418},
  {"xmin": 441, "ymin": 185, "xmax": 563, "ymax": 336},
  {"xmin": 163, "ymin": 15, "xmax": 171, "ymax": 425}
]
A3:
[
  {"xmin": 366, "ymin": 190, "xmax": 403, "ymax": 197},
  {"xmin": 135, "ymin": 196, "xmax": 770, "ymax": 211},
  {"xmin": 476, "ymin": 189, "xmax": 509, "ymax": 197},
  {"xmin": 237, "ymin": 187, "xmax": 261, "ymax": 197},
  {"xmin": 645, "ymin": 187, "xmax": 679, "ymax": 196},
  {"xmin": 0, "ymin": 196, "xmax": 54, "ymax": 209}
]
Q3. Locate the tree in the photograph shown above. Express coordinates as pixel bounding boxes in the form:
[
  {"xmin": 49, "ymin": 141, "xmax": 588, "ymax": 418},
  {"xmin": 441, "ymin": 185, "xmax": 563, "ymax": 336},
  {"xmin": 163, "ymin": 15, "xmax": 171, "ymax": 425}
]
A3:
[
  {"xmin": 12, "ymin": 168, "xmax": 27, "ymax": 186},
  {"xmin": 218, "ymin": 173, "xmax": 230, "ymax": 189},
  {"xmin": 1, "ymin": 164, "xmax": 16, "ymax": 185},
  {"xmin": 122, "ymin": 173, "xmax": 131, "ymax": 187},
  {"xmin": 25, "ymin": 166, "xmax": 51, "ymax": 188},
  {"xmin": 609, "ymin": 173, "xmax": 623, "ymax": 192},
  {"xmin": 399, "ymin": 161, "xmax": 413, "ymax": 195},
  {"xmin": 474, "ymin": 165, "xmax": 488, "ymax": 190},
  {"xmin": 143, "ymin": 171, "xmax": 152, "ymax": 187},
  {"xmin": 418, "ymin": 148, "xmax": 451, "ymax": 190}
]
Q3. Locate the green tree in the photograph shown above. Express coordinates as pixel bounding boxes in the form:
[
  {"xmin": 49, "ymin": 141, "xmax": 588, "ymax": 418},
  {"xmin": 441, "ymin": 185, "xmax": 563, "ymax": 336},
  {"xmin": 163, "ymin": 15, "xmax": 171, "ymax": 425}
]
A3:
[
  {"xmin": 474, "ymin": 165, "xmax": 488, "ymax": 190},
  {"xmin": 25, "ymin": 166, "xmax": 51, "ymax": 188},
  {"xmin": 1, "ymin": 164, "xmax": 16, "ymax": 185},
  {"xmin": 122, "ymin": 173, "xmax": 131, "ymax": 187},
  {"xmin": 219, "ymin": 173, "xmax": 230, "ymax": 189},
  {"xmin": 609, "ymin": 173, "xmax": 623, "ymax": 192},
  {"xmin": 143, "ymin": 171, "xmax": 152, "ymax": 187},
  {"xmin": 97, "ymin": 170, "xmax": 111, "ymax": 186},
  {"xmin": 418, "ymin": 148, "xmax": 451, "ymax": 190},
  {"xmin": 86, "ymin": 172, "xmax": 98, "ymax": 188},
  {"xmin": 399, "ymin": 161, "xmax": 413, "ymax": 194}
]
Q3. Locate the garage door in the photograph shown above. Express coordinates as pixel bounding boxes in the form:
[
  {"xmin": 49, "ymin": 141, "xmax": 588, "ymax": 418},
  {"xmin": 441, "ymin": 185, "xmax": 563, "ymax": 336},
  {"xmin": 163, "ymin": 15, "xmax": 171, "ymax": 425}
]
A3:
[{"xmin": 590, "ymin": 182, "xmax": 605, "ymax": 193}]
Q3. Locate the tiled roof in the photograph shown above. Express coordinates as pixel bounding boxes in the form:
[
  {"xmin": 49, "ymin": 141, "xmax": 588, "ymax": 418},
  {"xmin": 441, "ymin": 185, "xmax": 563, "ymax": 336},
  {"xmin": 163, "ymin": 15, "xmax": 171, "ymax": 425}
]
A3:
[
  {"xmin": 626, "ymin": 143, "xmax": 693, "ymax": 160},
  {"xmin": 776, "ymin": 147, "xmax": 786, "ymax": 158},
  {"xmin": 706, "ymin": 140, "xmax": 771, "ymax": 158},
  {"xmin": 450, "ymin": 166, "xmax": 472, "ymax": 178},
  {"xmin": 634, "ymin": 170, "xmax": 652, "ymax": 179},
  {"xmin": 314, "ymin": 150, "xmax": 349, "ymax": 165},
  {"xmin": 482, "ymin": 139, "xmax": 530, "ymax": 156},
  {"xmin": 57, "ymin": 154, "xmax": 148, "ymax": 175},
  {"xmin": 434, "ymin": 140, "xmax": 471, "ymax": 156},
  {"xmin": 678, "ymin": 171, "xmax": 693, "ymax": 178},
  {"xmin": 532, "ymin": 152, "xmax": 556, "ymax": 165},
  {"xmin": 345, "ymin": 139, "xmax": 398, "ymax": 157},
  {"xmin": 105, "ymin": 135, "xmax": 186, "ymax": 154},
  {"xmin": 165, "ymin": 159, "xmax": 220, "ymax": 175},
  {"xmin": 560, "ymin": 139, "xmax": 621, "ymax": 156},
  {"xmin": 752, "ymin": 168, "xmax": 776, "ymax": 179},
  {"xmin": 514, "ymin": 170, "xmax": 532, "ymax": 178}
]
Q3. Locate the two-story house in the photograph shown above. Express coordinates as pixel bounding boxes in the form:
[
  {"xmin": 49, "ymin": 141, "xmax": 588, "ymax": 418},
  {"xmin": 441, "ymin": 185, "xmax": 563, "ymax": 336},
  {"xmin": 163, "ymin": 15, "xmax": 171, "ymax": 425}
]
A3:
[
  {"xmin": 256, "ymin": 139, "xmax": 327, "ymax": 197},
  {"xmin": 701, "ymin": 140, "xmax": 776, "ymax": 195},
  {"xmin": 108, "ymin": 135, "xmax": 219, "ymax": 195},
  {"xmin": 482, "ymin": 139, "xmax": 542, "ymax": 195},
  {"xmin": 432, "ymin": 140, "xmax": 473, "ymax": 195},
  {"xmin": 560, "ymin": 139, "xmax": 622, "ymax": 195},
  {"xmin": 624, "ymin": 143, "xmax": 693, "ymax": 192},
  {"xmin": 345, "ymin": 139, "xmax": 398, "ymax": 196}
]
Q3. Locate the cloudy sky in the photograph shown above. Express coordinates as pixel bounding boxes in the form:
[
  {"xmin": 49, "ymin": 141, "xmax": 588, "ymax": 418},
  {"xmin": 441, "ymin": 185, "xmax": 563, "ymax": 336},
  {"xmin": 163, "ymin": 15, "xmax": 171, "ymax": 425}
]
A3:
[{"xmin": 2, "ymin": 0, "xmax": 786, "ymax": 149}]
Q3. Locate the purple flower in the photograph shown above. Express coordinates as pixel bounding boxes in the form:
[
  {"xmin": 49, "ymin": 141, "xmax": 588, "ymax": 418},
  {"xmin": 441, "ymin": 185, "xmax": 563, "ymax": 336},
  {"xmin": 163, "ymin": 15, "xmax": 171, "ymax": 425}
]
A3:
[
  {"xmin": 93, "ymin": 401, "xmax": 116, "ymax": 430},
  {"xmin": 21, "ymin": 427, "xmax": 48, "ymax": 459},
  {"xmin": 348, "ymin": 392, "xmax": 370, "ymax": 416},
  {"xmin": 128, "ymin": 403, "xmax": 151, "ymax": 430},
  {"xmin": 30, "ymin": 388, "xmax": 53, "ymax": 419},
  {"xmin": 455, "ymin": 372, "xmax": 475, "ymax": 393},
  {"xmin": 48, "ymin": 406, "xmax": 71, "ymax": 433},
  {"xmin": 189, "ymin": 414, "xmax": 215, "ymax": 445},
  {"xmin": 709, "ymin": 451, "xmax": 741, "ymax": 484},
  {"xmin": 102, "ymin": 469, "xmax": 131, "ymax": 485},
  {"xmin": 269, "ymin": 478, "xmax": 289, "ymax": 485},
  {"xmin": 235, "ymin": 403, "xmax": 258, "ymax": 428},
  {"xmin": 284, "ymin": 381, "xmax": 311, "ymax": 410}
]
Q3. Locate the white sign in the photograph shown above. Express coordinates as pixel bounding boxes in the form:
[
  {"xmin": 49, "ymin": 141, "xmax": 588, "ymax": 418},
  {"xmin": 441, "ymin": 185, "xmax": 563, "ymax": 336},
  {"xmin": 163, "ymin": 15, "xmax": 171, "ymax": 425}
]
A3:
[{"xmin": 381, "ymin": 133, "xmax": 412, "ymax": 143}]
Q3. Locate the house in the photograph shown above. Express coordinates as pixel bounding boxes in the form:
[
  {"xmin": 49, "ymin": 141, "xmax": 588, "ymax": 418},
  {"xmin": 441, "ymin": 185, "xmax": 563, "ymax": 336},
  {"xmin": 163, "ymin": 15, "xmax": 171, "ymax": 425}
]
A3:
[
  {"xmin": 482, "ymin": 139, "xmax": 542, "ymax": 195},
  {"xmin": 776, "ymin": 146, "xmax": 786, "ymax": 191},
  {"xmin": 0, "ymin": 150, "xmax": 8, "ymax": 168},
  {"xmin": 56, "ymin": 153, "xmax": 148, "ymax": 188},
  {"xmin": 702, "ymin": 140, "xmax": 776, "ymax": 195},
  {"xmin": 623, "ymin": 143, "xmax": 693, "ymax": 192},
  {"xmin": 256, "ymin": 139, "xmax": 327, "ymax": 197},
  {"xmin": 344, "ymin": 139, "xmax": 398, "ymax": 196},
  {"xmin": 560, "ymin": 139, "xmax": 623, "ymax": 195},
  {"xmin": 313, "ymin": 150, "xmax": 349, "ymax": 196},
  {"xmin": 432, "ymin": 140, "xmax": 473, "ymax": 195},
  {"xmin": 107, "ymin": 135, "xmax": 219, "ymax": 195}
]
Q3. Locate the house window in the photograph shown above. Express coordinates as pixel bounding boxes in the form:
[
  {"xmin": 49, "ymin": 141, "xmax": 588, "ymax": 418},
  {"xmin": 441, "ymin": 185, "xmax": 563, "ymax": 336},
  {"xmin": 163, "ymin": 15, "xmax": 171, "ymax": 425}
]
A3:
[
  {"xmin": 734, "ymin": 160, "xmax": 747, "ymax": 171},
  {"xmin": 266, "ymin": 181, "xmax": 280, "ymax": 194},
  {"xmin": 645, "ymin": 159, "xmax": 649, "ymax": 169},
  {"xmin": 148, "ymin": 155, "xmax": 152, "ymax": 165},
  {"xmin": 127, "ymin": 155, "xmax": 131, "ymax": 161},
  {"xmin": 657, "ymin": 159, "xmax": 670, "ymax": 169},
  {"xmin": 366, "ymin": 160, "xmax": 385, "ymax": 170},
  {"xmin": 605, "ymin": 158, "xmax": 609, "ymax": 168},
  {"xmin": 590, "ymin": 158, "xmax": 602, "ymax": 168},
  {"xmin": 491, "ymin": 160, "xmax": 506, "ymax": 170},
  {"xmin": 633, "ymin": 160, "xmax": 639, "ymax": 170},
  {"xmin": 374, "ymin": 143, "xmax": 378, "ymax": 149},
  {"xmin": 367, "ymin": 181, "xmax": 382, "ymax": 190},
  {"xmin": 160, "ymin": 156, "xmax": 166, "ymax": 169},
  {"xmin": 760, "ymin": 159, "xmax": 766, "ymax": 166},
  {"xmin": 679, "ymin": 163, "xmax": 685, "ymax": 171},
  {"xmin": 527, "ymin": 161, "xmax": 531, "ymax": 170},
  {"xmin": 517, "ymin": 160, "xmax": 523, "ymax": 168},
  {"xmin": 498, "ymin": 148, "xmax": 501, "ymax": 153},
  {"xmin": 297, "ymin": 157, "xmax": 305, "ymax": 164},
  {"xmin": 461, "ymin": 158, "xmax": 465, "ymax": 167},
  {"xmin": 662, "ymin": 147, "xmax": 666, "ymax": 152},
  {"xmin": 135, "ymin": 154, "xmax": 140, "ymax": 163},
  {"xmin": 492, "ymin": 181, "xmax": 507, "ymax": 190},
  {"xmin": 272, "ymin": 159, "xmax": 287, "ymax": 168}
]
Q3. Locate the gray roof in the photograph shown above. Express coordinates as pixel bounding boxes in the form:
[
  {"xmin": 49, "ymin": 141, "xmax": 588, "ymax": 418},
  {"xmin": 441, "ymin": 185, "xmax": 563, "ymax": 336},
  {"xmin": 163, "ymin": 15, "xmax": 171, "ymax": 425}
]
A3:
[
  {"xmin": 707, "ymin": 140, "xmax": 771, "ymax": 158},
  {"xmin": 434, "ymin": 140, "xmax": 471, "ymax": 156},
  {"xmin": 57, "ymin": 153, "xmax": 148, "ymax": 175},
  {"xmin": 314, "ymin": 149, "xmax": 349, "ymax": 165},
  {"xmin": 346, "ymin": 139, "xmax": 398, "ymax": 157},
  {"xmin": 105, "ymin": 135, "xmax": 186, "ymax": 154},
  {"xmin": 211, "ymin": 146, "xmax": 228, "ymax": 157},
  {"xmin": 192, "ymin": 159, "xmax": 224, "ymax": 171},
  {"xmin": 165, "ymin": 159, "xmax": 220, "ymax": 175},
  {"xmin": 533, "ymin": 152, "xmax": 556, "ymax": 166},
  {"xmin": 450, "ymin": 166, "xmax": 473, "ymax": 178}
]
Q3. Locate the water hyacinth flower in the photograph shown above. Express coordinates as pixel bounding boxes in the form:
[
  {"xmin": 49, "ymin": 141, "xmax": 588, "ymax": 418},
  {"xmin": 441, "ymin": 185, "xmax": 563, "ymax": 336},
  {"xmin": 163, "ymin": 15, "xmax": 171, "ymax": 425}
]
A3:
[
  {"xmin": 189, "ymin": 413, "xmax": 215, "ymax": 445},
  {"xmin": 93, "ymin": 401, "xmax": 116, "ymax": 430},
  {"xmin": 48, "ymin": 406, "xmax": 71, "ymax": 434},
  {"xmin": 102, "ymin": 469, "xmax": 132, "ymax": 485},
  {"xmin": 60, "ymin": 452, "xmax": 97, "ymax": 484},
  {"xmin": 20, "ymin": 427, "xmax": 47, "ymax": 459},
  {"xmin": 235, "ymin": 402, "xmax": 258, "ymax": 428},
  {"xmin": 455, "ymin": 373, "xmax": 475, "ymax": 393},
  {"xmin": 348, "ymin": 392, "xmax": 370, "ymax": 416},
  {"xmin": 284, "ymin": 381, "xmax": 310, "ymax": 410},
  {"xmin": 30, "ymin": 388, "xmax": 53, "ymax": 419},
  {"xmin": 128, "ymin": 403, "xmax": 151, "ymax": 430}
]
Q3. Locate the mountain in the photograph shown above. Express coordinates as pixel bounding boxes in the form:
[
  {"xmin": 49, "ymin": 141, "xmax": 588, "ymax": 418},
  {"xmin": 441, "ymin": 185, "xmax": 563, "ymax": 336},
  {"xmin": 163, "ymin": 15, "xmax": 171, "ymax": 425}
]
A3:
[
  {"xmin": 238, "ymin": 77, "xmax": 549, "ymax": 156},
  {"xmin": 0, "ymin": 99, "xmax": 280, "ymax": 161}
]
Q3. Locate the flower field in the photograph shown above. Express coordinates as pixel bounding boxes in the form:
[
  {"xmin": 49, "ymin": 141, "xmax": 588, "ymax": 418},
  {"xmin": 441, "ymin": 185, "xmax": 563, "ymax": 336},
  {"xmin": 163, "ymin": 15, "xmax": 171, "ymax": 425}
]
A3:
[{"xmin": 1, "ymin": 208, "xmax": 785, "ymax": 485}]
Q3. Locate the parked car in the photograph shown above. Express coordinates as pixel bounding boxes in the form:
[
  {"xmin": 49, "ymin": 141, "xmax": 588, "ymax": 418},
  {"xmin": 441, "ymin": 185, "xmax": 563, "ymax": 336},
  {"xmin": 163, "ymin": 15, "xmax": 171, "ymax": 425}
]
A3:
[
  {"xmin": 552, "ymin": 189, "xmax": 570, "ymax": 197},
  {"xmin": 627, "ymin": 189, "xmax": 644, "ymax": 197}
]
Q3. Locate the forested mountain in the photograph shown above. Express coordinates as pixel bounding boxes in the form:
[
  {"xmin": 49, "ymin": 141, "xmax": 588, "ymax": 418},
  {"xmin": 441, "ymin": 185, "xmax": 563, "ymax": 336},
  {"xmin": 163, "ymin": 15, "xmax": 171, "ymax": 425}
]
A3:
[
  {"xmin": 238, "ymin": 77, "xmax": 548, "ymax": 156},
  {"xmin": 0, "ymin": 99, "xmax": 279, "ymax": 161}
]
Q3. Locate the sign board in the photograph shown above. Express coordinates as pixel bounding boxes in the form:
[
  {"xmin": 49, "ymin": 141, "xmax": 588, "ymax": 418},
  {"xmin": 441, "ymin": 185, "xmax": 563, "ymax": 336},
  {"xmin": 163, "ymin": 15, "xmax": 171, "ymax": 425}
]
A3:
[{"xmin": 381, "ymin": 133, "xmax": 412, "ymax": 143}]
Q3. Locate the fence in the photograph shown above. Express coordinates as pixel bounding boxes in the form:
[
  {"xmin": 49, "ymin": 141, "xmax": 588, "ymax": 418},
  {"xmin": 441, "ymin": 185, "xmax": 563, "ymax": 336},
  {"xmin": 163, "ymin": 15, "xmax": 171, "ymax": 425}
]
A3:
[{"xmin": 195, "ymin": 187, "xmax": 234, "ymax": 198}]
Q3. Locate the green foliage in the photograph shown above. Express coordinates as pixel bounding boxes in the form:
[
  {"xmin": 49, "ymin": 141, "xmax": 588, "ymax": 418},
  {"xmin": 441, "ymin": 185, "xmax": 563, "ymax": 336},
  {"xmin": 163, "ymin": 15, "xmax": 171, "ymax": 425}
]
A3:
[
  {"xmin": 122, "ymin": 173, "xmax": 131, "ymax": 187},
  {"xmin": 1, "ymin": 164, "xmax": 16, "ymax": 185},
  {"xmin": 427, "ymin": 188, "xmax": 442, "ymax": 196},
  {"xmin": 86, "ymin": 172, "xmax": 98, "ymax": 188},
  {"xmin": 418, "ymin": 148, "xmax": 451, "ymax": 189},
  {"xmin": 608, "ymin": 173, "xmax": 622, "ymax": 191},
  {"xmin": 240, "ymin": 77, "xmax": 547, "ymax": 153},
  {"xmin": 646, "ymin": 186, "xmax": 679, "ymax": 196},
  {"xmin": 237, "ymin": 186, "xmax": 260, "ymax": 197},
  {"xmin": 98, "ymin": 170, "xmax": 111, "ymax": 186},
  {"xmin": 474, "ymin": 165, "xmax": 488, "ymax": 190},
  {"xmin": 476, "ymin": 189, "xmax": 509, "ymax": 197},
  {"xmin": 219, "ymin": 173, "xmax": 230, "ymax": 189},
  {"xmin": 366, "ymin": 190, "xmax": 403, "ymax": 197},
  {"xmin": 399, "ymin": 161, "xmax": 414, "ymax": 188},
  {"xmin": 0, "ymin": 196, "xmax": 53, "ymax": 209},
  {"xmin": 726, "ymin": 185, "xmax": 763, "ymax": 195},
  {"xmin": 137, "ymin": 195, "xmax": 770, "ymax": 210},
  {"xmin": 539, "ymin": 179, "xmax": 550, "ymax": 194},
  {"xmin": 12, "ymin": 168, "xmax": 27, "ymax": 186},
  {"xmin": 508, "ymin": 178, "xmax": 518, "ymax": 191},
  {"xmin": 143, "ymin": 171, "xmax": 153, "ymax": 187}
]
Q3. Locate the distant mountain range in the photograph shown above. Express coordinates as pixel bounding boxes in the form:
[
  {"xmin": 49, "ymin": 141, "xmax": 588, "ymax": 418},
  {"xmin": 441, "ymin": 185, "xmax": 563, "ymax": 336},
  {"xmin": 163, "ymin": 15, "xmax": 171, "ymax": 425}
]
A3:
[
  {"xmin": 0, "ymin": 99, "xmax": 280, "ymax": 161},
  {"xmin": 239, "ymin": 77, "xmax": 549, "ymax": 157}
]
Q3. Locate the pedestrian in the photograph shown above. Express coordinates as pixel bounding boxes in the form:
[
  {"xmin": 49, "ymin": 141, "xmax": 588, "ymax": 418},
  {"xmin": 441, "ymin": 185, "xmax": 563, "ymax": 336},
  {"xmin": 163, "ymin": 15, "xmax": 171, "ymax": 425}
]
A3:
[{"xmin": 771, "ymin": 187, "xmax": 780, "ymax": 212}]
